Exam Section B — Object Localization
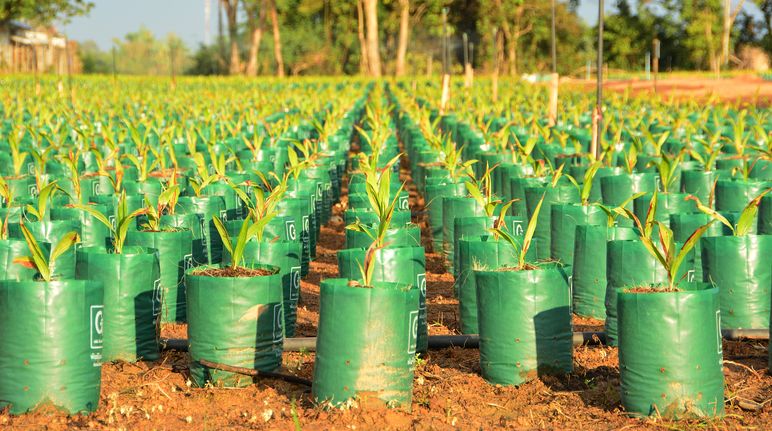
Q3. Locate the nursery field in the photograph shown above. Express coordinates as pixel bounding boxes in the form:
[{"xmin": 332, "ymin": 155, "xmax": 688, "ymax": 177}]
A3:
[{"xmin": 0, "ymin": 75, "xmax": 770, "ymax": 430}]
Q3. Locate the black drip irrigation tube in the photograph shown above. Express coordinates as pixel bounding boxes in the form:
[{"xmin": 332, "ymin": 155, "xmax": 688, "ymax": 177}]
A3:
[{"xmin": 162, "ymin": 329, "xmax": 768, "ymax": 354}]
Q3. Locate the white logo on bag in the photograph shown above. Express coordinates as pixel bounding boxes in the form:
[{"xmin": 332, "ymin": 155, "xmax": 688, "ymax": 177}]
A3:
[
  {"xmin": 90, "ymin": 305, "xmax": 104, "ymax": 349},
  {"xmin": 399, "ymin": 195, "xmax": 409, "ymax": 211},
  {"xmin": 513, "ymin": 220, "xmax": 524, "ymax": 236},
  {"xmin": 417, "ymin": 274, "xmax": 426, "ymax": 310},
  {"xmin": 152, "ymin": 279, "xmax": 162, "ymax": 317},
  {"xmin": 408, "ymin": 310, "xmax": 419, "ymax": 356},
  {"xmin": 285, "ymin": 220, "xmax": 297, "ymax": 241},
  {"xmin": 290, "ymin": 266, "xmax": 301, "ymax": 300},
  {"xmin": 687, "ymin": 269, "xmax": 695, "ymax": 282},
  {"xmin": 273, "ymin": 304, "xmax": 284, "ymax": 343}
]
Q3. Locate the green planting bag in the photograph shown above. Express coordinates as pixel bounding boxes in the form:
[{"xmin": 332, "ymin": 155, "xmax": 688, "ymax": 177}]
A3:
[
  {"xmin": 617, "ymin": 283, "xmax": 724, "ymax": 418},
  {"xmin": 224, "ymin": 241, "xmax": 302, "ymax": 338},
  {"xmin": 125, "ymin": 229, "xmax": 193, "ymax": 324},
  {"xmin": 442, "ymin": 196, "xmax": 484, "ymax": 272},
  {"xmin": 337, "ymin": 246, "xmax": 428, "ymax": 354},
  {"xmin": 669, "ymin": 213, "xmax": 724, "ymax": 277},
  {"xmin": 759, "ymin": 193, "xmax": 772, "ymax": 235},
  {"xmin": 277, "ymin": 197, "xmax": 313, "ymax": 275},
  {"xmin": 313, "ymin": 279, "xmax": 419, "ymax": 410},
  {"xmin": 681, "ymin": 169, "xmax": 719, "ymax": 203},
  {"xmin": 348, "ymin": 191, "xmax": 409, "ymax": 212},
  {"xmin": 509, "ymin": 177, "xmax": 546, "ymax": 218},
  {"xmin": 633, "ymin": 193, "xmax": 696, "ymax": 228},
  {"xmin": 702, "ymin": 235, "xmax": 772, "ymax": 329},
  {"xmin": 456, "ymin": 237, "xmax": 518, "ymax": 334},
  {"xmin": 0, "ymin": 279, "xmax": 104, "ymax": 415},
  {"xmin": 0, "ymin": 239, "xmax": 44, "ymax": 281},
  {"xmin": 187, "ymin": 266, "xmax": 284, "ymax": 387},
  {"xmin": 344, "ymin": 208, "xmax": 411, "ymax": 227},
  {"xmin": 162, "ymin": 213, "xmax": 205, "ymax": 264},
  {"xmin": 572, "ymin": 226, "xmax": 638, "ymax": 319},
  {"xmin": 202, "ymin": 182, "xmax": 241, "ymax": 220},
  {"xmin": 550, "ymin": 204, "xmax": 605, "ymax": 266},
  {"xmin": 425, "ymin": 182, "xmax": 466, "ymax": 253},
  {"xmin": 301, "ymin": 166, "xmax": 333, "ymax": 224},
  {"xmin": 600, "ymin": 173, "xmax": 658, "ymax": 226},
  {"xmin": 525, "ymin": 184, "xmax": 580, "ymax": 260},
  {"xmin": 9, "ymin": 220, "xmax": 80, "ymax": 279},
  {"xmin": 51, "ymin": 205, "xmax": 111, "ymax": 249},
  {"xmin": 177, "ymin": 195, "xmax": 227, "ymax": 265},
  {"xmin": 474, "ymin": 265, "xmax": 572, "ymax": 386},
  {"xmin": 605, "ymin": 240, "xmax": 694, "ymax": 345},
  {"xmin": 453, "ymin": 215, "xmax": 524, "ymax": 278},
  {"xmin": 715, "ymin": 179, "xmax": 768, "ymax": 212},
  {"xmin": 345, "ymin": 223, "xmax": 421, "ymax": 249},
  {"xmin": 76, "ymin": 246, "xmax": 161, "ymax": 362},
  {"xmin": 287, "ymin": 181, "xmax": 319, "ymax": 258}
]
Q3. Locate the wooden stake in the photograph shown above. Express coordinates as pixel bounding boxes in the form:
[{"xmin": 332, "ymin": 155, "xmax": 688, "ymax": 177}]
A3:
[
  {"xmin": 440, "ymin": 73, "xmax": 451, "ymax": 114},
  {"xmin": 492, "ymin": 27, "xmax": 499, "ymax": 103},
  {"xmin": 548, "ymin": 73, "xmax": 559, "ymax": 126}
]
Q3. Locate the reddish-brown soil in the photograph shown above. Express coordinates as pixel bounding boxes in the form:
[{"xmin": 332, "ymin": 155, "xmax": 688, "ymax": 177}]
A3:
[
  {"xmin": 570, "ymin": 74, "xmax": 772, "ymax": 105},
  {"xmin": 191, "ymin": 266, "xmax": 274, "ymax": 278},
  {"xmin": 2, "ymin": 162, "xmax": 770, "ymax": 430}
]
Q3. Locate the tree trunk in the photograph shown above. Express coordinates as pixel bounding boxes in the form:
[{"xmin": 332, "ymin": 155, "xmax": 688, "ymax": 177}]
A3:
[
  {"xmin": 721, "ymin": 0, "xmax": 746, "ymax": 65},
  {"xmin": 364, "ymin": 0, "xmax": 382, "ymax": 77},
  {"xmin": 267, "ymin": 0, "xmax": 285, "ymax": 77},
  {"xmin": 508, "ymin": 33, "xmax": 518, "ymax": 76},
  {"xmin": 705, "ymin": 17, "xmax": 717, "ymax": 73},
  {"xmin": 244, "ymin": 0, "xmax": 266, "ymax": 77},
  {"xmin": 395, "ymin": 0, "xmax": 410, "ymax": 76},
  {"xmin": 222, "ymin": 0, "xmax": 241, "ymax": 75},
  {"xmin": 357, "ymin": 0, "xmax": 369, "ymax": 74}
]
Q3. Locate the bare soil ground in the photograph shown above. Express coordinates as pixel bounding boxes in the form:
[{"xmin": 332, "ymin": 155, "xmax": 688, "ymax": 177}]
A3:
[
  {"xmin": 2, "ymin": 164, "xmax": 770, "ymax": 430},
  {"xmin": 570, "ymin": 74, "xmax": 772, "ymax": 105}
]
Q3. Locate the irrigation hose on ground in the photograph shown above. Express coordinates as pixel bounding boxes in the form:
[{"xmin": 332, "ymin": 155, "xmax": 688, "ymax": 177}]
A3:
[
  {"xmin": 197, "ymin": 359, "xmax": 312, "ymax": 387},
  {"xmin": 161, "ymin": 329, "xmax": 768, "ymax": 354}
]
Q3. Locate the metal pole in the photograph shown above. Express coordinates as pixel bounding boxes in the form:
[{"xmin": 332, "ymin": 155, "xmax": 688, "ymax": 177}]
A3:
[
  {"xmin": 112, "ymin": 46, "xmax": 117, "ymax": 82},
  {"xmin": 442, "ymin": 8, "xmax": 449, "ymax": 75},
  {"xmin": 462, "ymin": 32, "xmax": 469, "ymax": 68},
  {"xmin": 595, "ymin": 0, "xmax": 604, "ymax": 159},
  {"xmin": 551, "ymin": 0, "xmax": 557, "ymax": 74},
  {"xmin": 645, "ymin": 51, "xmax": 650, "ymax": 80},
  {"xmin": 653, "ymin": 38, "xmax": 660, "ymax": 94}
]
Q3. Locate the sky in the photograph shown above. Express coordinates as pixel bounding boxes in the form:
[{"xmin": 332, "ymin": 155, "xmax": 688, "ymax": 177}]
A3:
[{"xmin": 63, "ymin": 0, "xmax": 765, "ymax": 51}]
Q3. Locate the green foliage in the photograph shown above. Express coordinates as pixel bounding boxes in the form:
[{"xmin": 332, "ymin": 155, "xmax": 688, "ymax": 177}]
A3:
[
  {"xmin": 73, "ymin": 191, "xmax": 146, "ymax": 254},
  {"xmin": 0, "ymin": 0, "xmax": 92, "ymax": 24},
  {"xmin": 687, "ymin": 190, "xmax": 771, "ymax": 236},
  {"xmin": 616, "ymin": 191, "xmax": 713, "ymax": 289},
  {"xmin": 13, "ymin": 224, "xmax": 80, "ymax": 282},
  {"xmin": 345, "ymin": 152, "xmax": 405, "ymax": 286},
  {"xmin": 490, "ymin": 192, "xmax": 545, "ymax": 270}
]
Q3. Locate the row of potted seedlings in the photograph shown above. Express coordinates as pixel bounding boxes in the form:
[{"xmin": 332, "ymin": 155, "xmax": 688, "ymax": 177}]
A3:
[
  {"xmin": 0, "ymin": 90, "xmax": 366, "ymax": 414},
  {"xmin": 392, "ymin": 82, "xmax": 770, "ymax": 419}
]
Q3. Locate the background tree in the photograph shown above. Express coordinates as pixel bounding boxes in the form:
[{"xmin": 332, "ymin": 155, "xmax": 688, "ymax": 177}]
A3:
[
  {"xmin": 268, "ymin": 0, "xmax": 285, "ymax": 77},
  {"xmin": 395, "ymin": 0, "xmax": 409, "ymax": 76},
  {"xmin": 0, "ymin": 0, "xmax": 93, "ymax": 24},
  {"xmin": 364, "ymin": 0, "xmax": 382, "ymax": 76},
  {"xmin": 243, "ymin": 0, "xmax": 266, "ymax": 77},
  {"xmin": 221, "ymin": 0, "xmax": 242, "ymax": 74}
]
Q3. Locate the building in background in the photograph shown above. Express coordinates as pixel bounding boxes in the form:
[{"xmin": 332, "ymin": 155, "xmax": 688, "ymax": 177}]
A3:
[{"xmin": 0, "ymin": 21, "xmax": 80, "ymax": 73}]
